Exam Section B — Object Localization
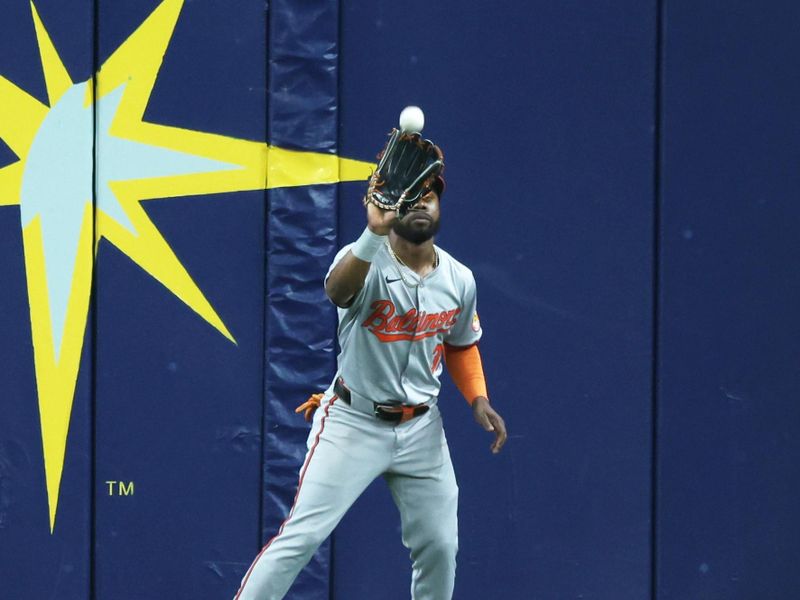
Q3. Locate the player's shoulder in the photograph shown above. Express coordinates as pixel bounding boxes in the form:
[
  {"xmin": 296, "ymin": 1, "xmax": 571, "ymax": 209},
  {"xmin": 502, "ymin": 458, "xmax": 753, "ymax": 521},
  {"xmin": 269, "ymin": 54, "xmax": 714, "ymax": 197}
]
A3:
[{"xmin": 435, "ymin": 245, "xmax": 476, "ymax": 285}]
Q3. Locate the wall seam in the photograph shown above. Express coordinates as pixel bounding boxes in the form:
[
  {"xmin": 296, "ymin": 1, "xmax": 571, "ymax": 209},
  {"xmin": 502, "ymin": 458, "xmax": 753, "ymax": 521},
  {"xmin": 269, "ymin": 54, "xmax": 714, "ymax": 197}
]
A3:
[
  {"xmin": 89, "ymin": 0, "xmax": 99, "ymax": 597},
  {"xmin": 329, "ymin": 2, "xmax": 342, "ymax": 597},
  {"xmin": 650, "ymin": 1, "xmax": 665, "ymax": 599},
  {"xmin": 258, "ymin": 0, "xmax": 271, "ymax": 552}
]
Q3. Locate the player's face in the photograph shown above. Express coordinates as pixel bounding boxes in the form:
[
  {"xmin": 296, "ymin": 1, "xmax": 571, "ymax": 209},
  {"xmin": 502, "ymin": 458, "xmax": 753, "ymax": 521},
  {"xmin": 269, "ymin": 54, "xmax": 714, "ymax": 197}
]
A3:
[{"xmin": 393, "ymin": 190, "xmax": 441, "ymax": 244}]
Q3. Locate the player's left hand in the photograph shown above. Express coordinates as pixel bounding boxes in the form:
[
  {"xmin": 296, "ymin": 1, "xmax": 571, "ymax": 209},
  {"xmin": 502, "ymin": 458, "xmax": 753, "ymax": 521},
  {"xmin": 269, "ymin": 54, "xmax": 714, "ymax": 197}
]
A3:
[{"xmin": 471, "ymin": 397, "xmax": 507, "ymax": 454}]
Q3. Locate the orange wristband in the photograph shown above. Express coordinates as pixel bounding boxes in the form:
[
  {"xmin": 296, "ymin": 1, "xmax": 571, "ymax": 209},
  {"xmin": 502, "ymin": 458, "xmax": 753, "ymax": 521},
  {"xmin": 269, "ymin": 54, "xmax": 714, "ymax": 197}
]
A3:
[{"xmin": 444, "ymin": 343, "xmax": 488, "ymax": 405}]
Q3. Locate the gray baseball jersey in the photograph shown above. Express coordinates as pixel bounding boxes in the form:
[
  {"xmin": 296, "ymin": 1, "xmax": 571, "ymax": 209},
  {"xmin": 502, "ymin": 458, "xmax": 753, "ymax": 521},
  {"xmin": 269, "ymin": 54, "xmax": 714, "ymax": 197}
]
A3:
[{"xmin": 325, "ymin": 240, "xmax": 482, "ymax": 406}]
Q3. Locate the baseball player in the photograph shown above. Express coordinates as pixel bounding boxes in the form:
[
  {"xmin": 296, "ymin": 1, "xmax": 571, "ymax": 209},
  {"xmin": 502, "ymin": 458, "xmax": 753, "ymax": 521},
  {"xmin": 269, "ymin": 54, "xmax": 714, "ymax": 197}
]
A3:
[{"xmin": 235, "ymin": 126, "xmax": 507, "ymax": 600}]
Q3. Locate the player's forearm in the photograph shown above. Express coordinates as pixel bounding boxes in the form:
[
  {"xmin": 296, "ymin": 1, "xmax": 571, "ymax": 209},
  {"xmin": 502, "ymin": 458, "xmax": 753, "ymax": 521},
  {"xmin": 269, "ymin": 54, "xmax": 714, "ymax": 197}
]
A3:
[
  {"xmin": 325, "ymin": 252, "xmax": 372, "ymax": 307},
  {"xmin": 326, "ymin": 226, "xmax": 387, "ymax": 307},
  {"xmin": 444, "ymin": 343, "xmax": 488, "ymax": 405}
]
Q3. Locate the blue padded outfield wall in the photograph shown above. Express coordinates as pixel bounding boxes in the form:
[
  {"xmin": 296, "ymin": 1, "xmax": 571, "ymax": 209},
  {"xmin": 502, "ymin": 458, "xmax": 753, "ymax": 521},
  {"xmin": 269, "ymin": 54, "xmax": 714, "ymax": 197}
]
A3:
[{"xmin": 0, "ymin": 1, "xmax": 797, "ymax": 599}]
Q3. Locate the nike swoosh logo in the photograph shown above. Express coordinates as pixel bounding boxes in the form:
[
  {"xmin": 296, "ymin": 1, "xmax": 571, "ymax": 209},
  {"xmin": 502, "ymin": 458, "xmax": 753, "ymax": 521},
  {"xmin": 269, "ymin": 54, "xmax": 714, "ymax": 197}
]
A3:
[{"xmin": 385, "ymin": 276, "xmax": 402, "ymax": 284}]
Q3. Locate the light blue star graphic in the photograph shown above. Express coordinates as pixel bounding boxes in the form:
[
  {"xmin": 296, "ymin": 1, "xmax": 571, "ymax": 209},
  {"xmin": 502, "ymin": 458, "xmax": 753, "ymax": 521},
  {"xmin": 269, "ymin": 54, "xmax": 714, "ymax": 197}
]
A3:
[{"xmin": 19, "ymin": 81, "xmax": 239, "ymax": 360}]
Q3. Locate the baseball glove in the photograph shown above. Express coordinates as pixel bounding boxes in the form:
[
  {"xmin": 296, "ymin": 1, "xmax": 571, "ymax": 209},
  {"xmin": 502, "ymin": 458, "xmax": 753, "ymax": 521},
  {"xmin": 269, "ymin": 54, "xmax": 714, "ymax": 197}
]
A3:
[{"xmin": 365, "ymin": 129, "xmax": 444, "ymax": 215}]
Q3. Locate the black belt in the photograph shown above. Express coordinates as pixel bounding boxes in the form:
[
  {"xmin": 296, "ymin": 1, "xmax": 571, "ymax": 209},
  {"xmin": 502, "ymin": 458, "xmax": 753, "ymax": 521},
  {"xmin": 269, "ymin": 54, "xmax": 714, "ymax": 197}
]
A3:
[{"xmin": 334, "ymin": 377, "xmax": 430, "ymax": 424}]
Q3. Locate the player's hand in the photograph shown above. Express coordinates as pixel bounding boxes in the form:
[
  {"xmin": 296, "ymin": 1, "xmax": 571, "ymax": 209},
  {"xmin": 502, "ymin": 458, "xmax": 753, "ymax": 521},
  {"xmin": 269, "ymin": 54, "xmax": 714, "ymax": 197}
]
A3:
[
  {"xmin": 365, "ymin": 199, "xmax": 398, "ymax": 236},
  {"xmin": 472, "ymin": 397, "xmax": 507, "ymax": 454}
]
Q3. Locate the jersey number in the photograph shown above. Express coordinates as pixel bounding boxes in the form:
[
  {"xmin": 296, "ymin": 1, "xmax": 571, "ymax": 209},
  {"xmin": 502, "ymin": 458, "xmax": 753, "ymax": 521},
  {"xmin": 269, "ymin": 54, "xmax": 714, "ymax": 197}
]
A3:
[{"xmin": 431, "ymin": 344, "xmax": 444, "ymax": 374}]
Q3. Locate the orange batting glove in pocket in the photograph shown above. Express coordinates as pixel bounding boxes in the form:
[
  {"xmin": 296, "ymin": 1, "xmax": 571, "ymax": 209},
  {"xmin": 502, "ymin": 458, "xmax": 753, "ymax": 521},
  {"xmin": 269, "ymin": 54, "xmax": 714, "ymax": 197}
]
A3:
[{"xmin": 295, "ymin": 393, "xmax": 324, "ymax": 422}]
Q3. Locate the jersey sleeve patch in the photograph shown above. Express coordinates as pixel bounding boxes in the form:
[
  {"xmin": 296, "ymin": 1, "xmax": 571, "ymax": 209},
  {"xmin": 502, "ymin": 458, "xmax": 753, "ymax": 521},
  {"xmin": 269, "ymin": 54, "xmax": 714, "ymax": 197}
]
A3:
[{"xmin": 471, "ymin": 312, "xmax": 481, "ymax": 333}]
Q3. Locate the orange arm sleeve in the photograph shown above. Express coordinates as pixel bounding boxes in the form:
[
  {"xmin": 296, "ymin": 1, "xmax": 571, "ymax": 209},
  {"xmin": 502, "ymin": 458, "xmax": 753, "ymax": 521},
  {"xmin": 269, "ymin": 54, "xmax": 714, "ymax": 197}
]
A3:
[{"xmin": 444, "ymin": 343, "xmax": 488, "ymax": 405}]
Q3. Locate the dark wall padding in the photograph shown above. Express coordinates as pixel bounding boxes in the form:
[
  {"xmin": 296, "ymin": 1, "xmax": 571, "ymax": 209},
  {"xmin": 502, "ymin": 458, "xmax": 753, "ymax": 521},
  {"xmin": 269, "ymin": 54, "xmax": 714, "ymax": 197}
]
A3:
[
  {"xmin": 263, "ymin": 1, "xmax": 341, "ymax": 597},
  {"xmin": 657, "ymin": 3, "xmax": 800, "ymax": 599},
  {"xmin": 1, "ymin": 1, "xmax": 798, "ymax": 599}
]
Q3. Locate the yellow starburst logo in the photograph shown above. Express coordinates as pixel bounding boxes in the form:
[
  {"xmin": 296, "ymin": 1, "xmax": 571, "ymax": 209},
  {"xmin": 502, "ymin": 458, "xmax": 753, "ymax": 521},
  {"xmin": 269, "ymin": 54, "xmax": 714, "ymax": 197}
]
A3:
[{"xmin": 0, "ymin": 0, "xmax": 372, "ymax": 532}]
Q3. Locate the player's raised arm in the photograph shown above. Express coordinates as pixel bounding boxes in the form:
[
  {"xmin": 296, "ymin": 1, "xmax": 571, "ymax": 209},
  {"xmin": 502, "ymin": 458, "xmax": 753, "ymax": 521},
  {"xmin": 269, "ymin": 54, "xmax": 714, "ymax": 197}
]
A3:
[
  {"xmin": 327, "ymin": 120, "xmax": 442, "ymax": 308},
  {"xmin": 325, "ymin": 202, "xmax": 397, "ymax": 307}
]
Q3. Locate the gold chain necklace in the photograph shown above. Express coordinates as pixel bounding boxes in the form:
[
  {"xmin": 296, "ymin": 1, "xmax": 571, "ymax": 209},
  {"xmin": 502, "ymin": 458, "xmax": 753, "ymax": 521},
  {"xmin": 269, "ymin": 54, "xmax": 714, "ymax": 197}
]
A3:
[{"xmin": 385, "ymin": 240, "xmax": 438, "ymax": 288}]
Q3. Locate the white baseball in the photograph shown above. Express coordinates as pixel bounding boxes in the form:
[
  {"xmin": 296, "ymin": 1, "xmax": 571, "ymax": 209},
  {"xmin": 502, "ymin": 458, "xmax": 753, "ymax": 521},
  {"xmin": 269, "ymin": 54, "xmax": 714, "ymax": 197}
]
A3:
[{"xmin": 399, "ymin": 106, "xmax": 425, "ymax": 133}]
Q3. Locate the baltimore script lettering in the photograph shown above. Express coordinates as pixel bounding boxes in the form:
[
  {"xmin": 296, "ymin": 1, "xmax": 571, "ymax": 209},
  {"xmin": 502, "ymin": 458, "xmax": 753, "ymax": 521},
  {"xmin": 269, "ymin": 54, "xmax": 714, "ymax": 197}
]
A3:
[{"xmin": 362, "ymin": 299, "xmax": 461, "ymax": 342}]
